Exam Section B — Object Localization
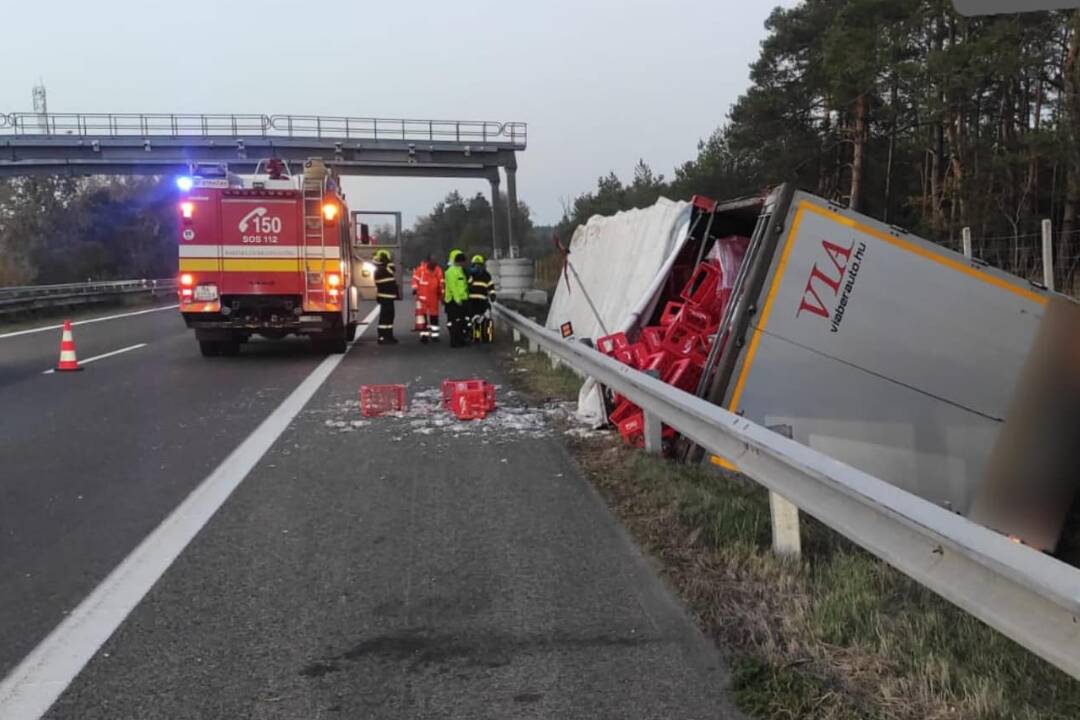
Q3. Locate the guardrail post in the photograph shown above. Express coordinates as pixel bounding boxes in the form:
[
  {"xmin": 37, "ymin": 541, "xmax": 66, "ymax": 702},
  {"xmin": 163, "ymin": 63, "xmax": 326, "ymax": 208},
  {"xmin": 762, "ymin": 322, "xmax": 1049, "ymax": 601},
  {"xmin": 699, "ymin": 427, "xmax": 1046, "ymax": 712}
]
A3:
[
  {"xmin": 962, "ymin": 226, "xmax": 973, "ymax": 259},
  {"xmin": 528, "ymin": 337, "xmax": 539, "ymax": 354},
  {"xmin": 643, "ymin": 411, "xmax": 663, "ymax": 454},
  {"xmin": 1042, "ymin": 219, "xmax": 1055, "ymax": 292},
  {"xmin": 769, "ymin": 492, "xmax": 802, "ymax": 557},
  {"xmin": 513, "ymin": 328, "xmax": 521, "ymax": 343}
]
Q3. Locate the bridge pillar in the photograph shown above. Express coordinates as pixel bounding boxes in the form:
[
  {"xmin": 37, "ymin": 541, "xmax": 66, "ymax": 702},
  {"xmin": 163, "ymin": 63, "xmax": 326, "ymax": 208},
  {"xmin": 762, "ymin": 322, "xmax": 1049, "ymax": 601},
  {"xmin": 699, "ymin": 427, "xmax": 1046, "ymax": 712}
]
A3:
[
  {"xmin": 489, "ymin": 174, "xmax": 508, "ymax": 260},
  {"xmin": 505, "ymin": 165, "xmax": 519, "ymax": 259}
]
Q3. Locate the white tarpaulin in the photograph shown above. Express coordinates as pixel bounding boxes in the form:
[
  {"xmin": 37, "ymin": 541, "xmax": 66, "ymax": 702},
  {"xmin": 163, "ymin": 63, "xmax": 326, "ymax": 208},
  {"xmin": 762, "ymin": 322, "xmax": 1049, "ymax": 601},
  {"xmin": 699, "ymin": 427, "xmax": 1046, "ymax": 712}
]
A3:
[{"xmin": 545, "ymin": 197, "xmax": 693, "ymax": 423}]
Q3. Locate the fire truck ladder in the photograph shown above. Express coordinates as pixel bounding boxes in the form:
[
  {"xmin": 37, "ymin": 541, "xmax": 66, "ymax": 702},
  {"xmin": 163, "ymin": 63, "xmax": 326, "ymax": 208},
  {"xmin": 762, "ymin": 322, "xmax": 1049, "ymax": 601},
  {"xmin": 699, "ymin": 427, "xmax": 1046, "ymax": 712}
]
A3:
[{"xmin": 301, "ymin": 176, "xmax": 328, "ymax": 305}]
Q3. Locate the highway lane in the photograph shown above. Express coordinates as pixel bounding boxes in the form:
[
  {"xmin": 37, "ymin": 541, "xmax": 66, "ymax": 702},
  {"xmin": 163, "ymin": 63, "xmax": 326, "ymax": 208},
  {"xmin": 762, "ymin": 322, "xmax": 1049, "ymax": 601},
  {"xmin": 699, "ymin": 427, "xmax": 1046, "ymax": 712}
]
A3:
[
  {"xmin": 29, "ymin": 305, "xmax": 740, "ymax": 720},
  {"xmin": 0, "ymin": 305, "xmax": 367, "ymax": 680},
  {"xmin": 0, "ymin": 304, "xmax": 184, "ymax": 388}
]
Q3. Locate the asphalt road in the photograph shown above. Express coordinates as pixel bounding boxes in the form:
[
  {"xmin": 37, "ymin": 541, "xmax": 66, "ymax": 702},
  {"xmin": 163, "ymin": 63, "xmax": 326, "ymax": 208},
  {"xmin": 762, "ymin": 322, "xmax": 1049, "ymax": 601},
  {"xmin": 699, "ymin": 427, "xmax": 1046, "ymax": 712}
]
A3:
[{"xmin": 1, "ymin": 301, "xmax": 741, "ymax": 719}]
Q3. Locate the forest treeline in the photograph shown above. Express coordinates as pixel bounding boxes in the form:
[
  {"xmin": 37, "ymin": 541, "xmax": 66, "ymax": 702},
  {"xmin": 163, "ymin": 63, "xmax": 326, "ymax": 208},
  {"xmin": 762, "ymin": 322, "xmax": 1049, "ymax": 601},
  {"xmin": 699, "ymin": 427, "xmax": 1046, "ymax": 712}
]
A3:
[{"xmin": 558, "ymin": 3, "xmax": 1080, "ymax": 283}]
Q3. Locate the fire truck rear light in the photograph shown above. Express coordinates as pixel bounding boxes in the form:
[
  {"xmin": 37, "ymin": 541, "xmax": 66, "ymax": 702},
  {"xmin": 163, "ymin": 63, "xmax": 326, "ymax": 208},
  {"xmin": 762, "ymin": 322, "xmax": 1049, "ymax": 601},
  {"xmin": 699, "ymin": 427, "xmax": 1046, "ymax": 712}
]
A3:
[
  {"xmin": 181, "ymin": 288, "xmax": 194, "ymax": 298},
  {"xmin": 180, "ymin": 201, "xmax": 195, "ymax": 219},
  {"xmin": 326, "ymin": 272, "xmax": 342, "ymax": 288},
  {"xmin": 180, "ymin": 273, "xmax": 194, "ymax": 286},
  {"xmin": 322, "ymin": 203, "xmax": 339, "ymax": 222},
  {"xmin": 328, "ymin": 288, "xmax": 340, "ymax": 299}
]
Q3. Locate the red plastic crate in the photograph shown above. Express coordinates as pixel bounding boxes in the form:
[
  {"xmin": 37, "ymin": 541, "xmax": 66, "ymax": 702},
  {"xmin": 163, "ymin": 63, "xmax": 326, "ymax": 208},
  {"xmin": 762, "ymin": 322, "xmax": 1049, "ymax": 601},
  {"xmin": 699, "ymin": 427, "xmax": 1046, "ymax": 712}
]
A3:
[
  {"xmin": 608, "ymin": 397, "xmax": 640, "ymax": 426},
  {"xmin": 441, "ymin": 379, "xmax": 495, "ymax": 413},
  {"xmin": 629, "ymin": 342, "xmax": 652, "ymax": 368},
  {"xmin": 359, "ymin": 384, "xmax": 407, "ymax": 417},
  {"xmin": 617, "ymin": 412, "xmax": 646, "ymax": 448},
  {"xmin": 659, "ymin": 301, "xmax": 684, "ymax": 327},
  {"xmin": 679, "ymin": 305, "xmax": 717, "ymax": 335},
  {"xmin": 617, "ymin": 413, "xmax": 678, "ymax": 448},
  {"xmin": 680, "ymin": 261, "xmax": 723, "ymax": 309},
  {"xmin": 612, "ymin": 346, "xmax": 637, "ymax": 368},
  {"xmin": 641, "ymin": 326, "xmax": 666, "ymax": 353},
  {"xmin": 443, "ymin": 379, "xmax": 496, "ymax": 420},
  {"xmin": 663, "ymin": 358, "xmax": 702, "ymax": 393},
  {"xmin": 596, "ymin": 332, "xmax": 630, "ymax": 356},
  {"xmin": 661, "ymin": 322, "xmax": 703, "ymax": 359},
  {"xmin": 641, "ymin": 350, "xmax": 674, "ymax": 377}
]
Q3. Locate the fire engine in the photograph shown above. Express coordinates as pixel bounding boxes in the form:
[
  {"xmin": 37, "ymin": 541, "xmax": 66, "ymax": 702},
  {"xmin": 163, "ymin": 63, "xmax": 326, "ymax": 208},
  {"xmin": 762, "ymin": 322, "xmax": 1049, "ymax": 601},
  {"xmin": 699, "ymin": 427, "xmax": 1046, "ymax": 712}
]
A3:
[{"xmin": 176, "ymin": 158, "xmax": 362, "ymax": 356}]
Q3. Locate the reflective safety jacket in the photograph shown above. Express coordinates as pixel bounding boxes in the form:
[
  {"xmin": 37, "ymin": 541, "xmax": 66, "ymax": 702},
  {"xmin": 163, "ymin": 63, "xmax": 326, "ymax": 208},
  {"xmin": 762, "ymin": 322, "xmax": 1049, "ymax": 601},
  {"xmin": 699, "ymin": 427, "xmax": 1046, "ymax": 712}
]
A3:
[
  {"xmin": 468, "ymin": 267, "xmax": 495, "ymax": 303},
  {"xmin": 374, "ymin": 260, "xmax": 400, "ymax": 300},
  {"xmin": 444, "ymin": 264, "xmax": 469, "ymax": 305},
  {"xmin": 411, "ymin": 263, "xmax": 444, "ymax": 315}
]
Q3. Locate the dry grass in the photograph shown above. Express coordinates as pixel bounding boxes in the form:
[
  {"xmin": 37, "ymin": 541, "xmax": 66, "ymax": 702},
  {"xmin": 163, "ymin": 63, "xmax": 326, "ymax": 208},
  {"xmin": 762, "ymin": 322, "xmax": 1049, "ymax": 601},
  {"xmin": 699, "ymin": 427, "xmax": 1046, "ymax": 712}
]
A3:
[{"xmin": 501, "ymin": 337, "xmax": 1080, "ymax": 720}]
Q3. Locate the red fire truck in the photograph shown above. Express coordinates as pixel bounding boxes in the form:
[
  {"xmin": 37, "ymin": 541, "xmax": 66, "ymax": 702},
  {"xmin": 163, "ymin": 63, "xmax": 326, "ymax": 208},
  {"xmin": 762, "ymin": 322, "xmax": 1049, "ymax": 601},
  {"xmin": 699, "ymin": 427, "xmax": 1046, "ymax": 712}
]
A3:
[{"xmin": 176, "ymin": 158, "xmax": 361, "ymax": 355}]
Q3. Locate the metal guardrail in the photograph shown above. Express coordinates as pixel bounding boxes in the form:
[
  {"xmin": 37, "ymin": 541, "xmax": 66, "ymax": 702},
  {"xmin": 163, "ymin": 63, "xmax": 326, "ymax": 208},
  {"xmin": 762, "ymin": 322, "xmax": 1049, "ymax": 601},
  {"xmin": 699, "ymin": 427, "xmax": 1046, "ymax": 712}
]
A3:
[
  {"xmin": 0, "ymin": 278, "xmax": 176, "ymax": 314},
  {"xmin": 493, "ymin": 302, "xmax": 1080, "ymax": 681},
  {"xmin": 0, "ymin": 112, "xmax": 528, "ymax": 149}
]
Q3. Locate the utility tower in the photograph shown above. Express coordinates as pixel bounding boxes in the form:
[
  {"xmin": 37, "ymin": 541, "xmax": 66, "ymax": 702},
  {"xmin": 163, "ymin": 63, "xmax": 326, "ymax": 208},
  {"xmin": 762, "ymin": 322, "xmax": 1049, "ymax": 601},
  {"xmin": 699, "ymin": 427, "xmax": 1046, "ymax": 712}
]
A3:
[{"xmin": 32, "ymin": 80, "xmax": 48, "ymax": 132}]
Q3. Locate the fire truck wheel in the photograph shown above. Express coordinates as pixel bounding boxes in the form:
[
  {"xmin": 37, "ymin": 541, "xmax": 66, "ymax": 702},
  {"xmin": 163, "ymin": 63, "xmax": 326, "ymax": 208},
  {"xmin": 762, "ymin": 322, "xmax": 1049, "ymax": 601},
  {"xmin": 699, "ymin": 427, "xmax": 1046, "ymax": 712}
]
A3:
[
  {"xmin": 199, "ymin": 341, "xmax": 221, "ymax": 357},
  {"xmin": 219, "ymin": 340, "xmax": 241, "ymax": 356},
  {"xmin": 325, "ymin": 333, "xmax": 347, "ymax": 354},
  {"xmin": 346, "ymin": 322, "xmax": 358, "ymax": 341}
]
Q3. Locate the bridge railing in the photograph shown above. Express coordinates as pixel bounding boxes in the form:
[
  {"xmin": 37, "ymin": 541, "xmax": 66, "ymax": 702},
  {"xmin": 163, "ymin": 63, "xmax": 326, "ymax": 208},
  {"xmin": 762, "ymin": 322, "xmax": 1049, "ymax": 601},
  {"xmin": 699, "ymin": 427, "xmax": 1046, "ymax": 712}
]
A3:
[
  {"xmin": 0, "ymin": 112, "xmax": 528, "ymax": 148},
  {"xmin": 492, "ymin": 301, "xmax": 1080, "ymax": 681},
  {"xmin": 268, "ymin": 115, "xmax": 527, "ymax": 148},
  {"xmin": 5, "ymin": 113, "xmax": 272, "ymax": 137},
  {"xmin": 0, "ymin": 278, "xmax": 176, "ymax": 315}
]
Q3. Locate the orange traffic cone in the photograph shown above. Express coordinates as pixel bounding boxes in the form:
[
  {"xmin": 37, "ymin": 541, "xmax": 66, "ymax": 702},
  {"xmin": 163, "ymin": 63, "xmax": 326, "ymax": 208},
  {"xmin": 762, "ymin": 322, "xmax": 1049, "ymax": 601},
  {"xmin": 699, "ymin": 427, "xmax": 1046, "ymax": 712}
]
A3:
[
  {"xmin": 413, "ymin": 297, "xmax": 428, "ymax": 333},
  {"xmin": 55, "ymin": 320, "xmax": 83, "ymax": 372}
]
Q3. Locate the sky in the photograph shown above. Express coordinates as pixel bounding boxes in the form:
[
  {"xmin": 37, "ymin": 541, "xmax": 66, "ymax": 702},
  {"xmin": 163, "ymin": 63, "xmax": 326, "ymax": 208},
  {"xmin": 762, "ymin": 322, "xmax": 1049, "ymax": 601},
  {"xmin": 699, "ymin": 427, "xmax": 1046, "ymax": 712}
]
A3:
[{"xmin": 0, "ymin": 0, "xmax": 795, "ymax": 226}]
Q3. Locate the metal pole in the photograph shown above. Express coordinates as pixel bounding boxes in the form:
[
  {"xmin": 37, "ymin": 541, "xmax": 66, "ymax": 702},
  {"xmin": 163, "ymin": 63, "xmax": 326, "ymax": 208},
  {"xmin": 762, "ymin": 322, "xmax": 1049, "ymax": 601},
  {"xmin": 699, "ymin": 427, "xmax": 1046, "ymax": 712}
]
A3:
[
  {"xmin": 643, "ymin": 412, "xmax": 663, "ymax": 454},
  {"xmin": 770, "ymin": 493, "xmax": 802, "ymax": 556},
  {"xmin": 962, "ymin": 227, "xmax": 973, "ymax": 259},
  {"xmin": 1042, "ymin": 219, "xmax": 1055, "ymax": 292},
  {"xmin": 505, "ymin": 165, "xmax": 519, "ymax": 259},
  {"xmin": 489, "ymin": 175, "xmax": 506, "ymax": 260}
]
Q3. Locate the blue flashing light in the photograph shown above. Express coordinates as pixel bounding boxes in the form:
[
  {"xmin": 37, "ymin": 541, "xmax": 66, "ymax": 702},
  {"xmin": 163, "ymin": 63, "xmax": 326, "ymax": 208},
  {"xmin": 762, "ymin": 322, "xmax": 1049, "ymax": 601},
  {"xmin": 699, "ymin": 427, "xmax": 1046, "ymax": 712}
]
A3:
[{"xmin": 176, "ymin": 176, "xmax": 194, "ymax": 192}]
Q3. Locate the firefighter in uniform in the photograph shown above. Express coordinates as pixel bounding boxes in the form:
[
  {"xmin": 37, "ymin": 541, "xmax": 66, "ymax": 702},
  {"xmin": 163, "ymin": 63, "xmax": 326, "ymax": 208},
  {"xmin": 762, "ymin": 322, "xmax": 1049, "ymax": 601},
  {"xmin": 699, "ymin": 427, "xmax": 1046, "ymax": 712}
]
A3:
[
  {"xmin": 373, "ymin": 250, "xmax": 400, "ymax": 344},
  {"xmin": 444, "ymin": 249, "xmax": 470, "ymax": 348},
  {"xmin": 410, "ymin": 254, "xmax": 444, "ymax": 343},
  {"xmin": 467, "ymin": 254, "xmax": 496, "ymax": 343}
]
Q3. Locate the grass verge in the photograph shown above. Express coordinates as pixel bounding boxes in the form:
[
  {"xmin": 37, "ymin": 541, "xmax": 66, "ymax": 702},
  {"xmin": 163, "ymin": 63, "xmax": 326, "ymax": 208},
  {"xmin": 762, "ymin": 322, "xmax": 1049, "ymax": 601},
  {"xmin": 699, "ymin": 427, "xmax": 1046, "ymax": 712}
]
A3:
[{"xmin": 500, "ymin": 335, "xmax": 1080, "ymax": 720}]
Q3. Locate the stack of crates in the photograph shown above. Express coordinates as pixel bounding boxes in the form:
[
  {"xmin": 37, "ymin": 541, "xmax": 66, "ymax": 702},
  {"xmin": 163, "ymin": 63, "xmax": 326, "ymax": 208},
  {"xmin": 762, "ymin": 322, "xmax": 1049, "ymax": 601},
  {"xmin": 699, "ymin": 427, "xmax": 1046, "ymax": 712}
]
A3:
[{"xmin": 597, "ymin": 257, "xmax": 732, "ymax": 447}]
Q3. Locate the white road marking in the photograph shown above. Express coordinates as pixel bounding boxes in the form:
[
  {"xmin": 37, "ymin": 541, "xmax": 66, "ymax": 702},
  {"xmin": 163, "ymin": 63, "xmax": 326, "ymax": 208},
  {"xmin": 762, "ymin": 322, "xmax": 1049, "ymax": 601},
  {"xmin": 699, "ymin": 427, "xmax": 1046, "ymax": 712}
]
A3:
[
  {"xmin": 42, "ymin": 344, "xmax": 148, "ymax": 374},
  {"xmin": 0, "ymin": 304, "xmax": 379, "ymax": 720},
  {"xmin": 0, "ymin": 305, "xmax": 180, "ymax": 341}
]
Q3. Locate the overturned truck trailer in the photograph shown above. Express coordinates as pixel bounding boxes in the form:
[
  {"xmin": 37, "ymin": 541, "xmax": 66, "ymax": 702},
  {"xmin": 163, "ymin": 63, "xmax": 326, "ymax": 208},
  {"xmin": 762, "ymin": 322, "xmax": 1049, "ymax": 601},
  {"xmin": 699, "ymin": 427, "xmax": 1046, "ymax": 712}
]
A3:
[
  {"xmin": 701, "ymin": 185, "xmax": 1079, "ymax": 549},
  {"xmin": 554, "ymin": 184, "xmax": 1077, "ymax": 550}
]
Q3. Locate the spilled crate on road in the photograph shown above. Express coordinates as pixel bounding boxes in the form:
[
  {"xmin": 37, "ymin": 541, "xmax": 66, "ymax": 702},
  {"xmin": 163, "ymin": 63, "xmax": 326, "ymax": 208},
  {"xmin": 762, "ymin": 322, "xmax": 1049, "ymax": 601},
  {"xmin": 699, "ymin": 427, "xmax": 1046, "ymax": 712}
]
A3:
[{"xmin": 441, "ymin": 379, "xmax": 497, "ymax": 420}]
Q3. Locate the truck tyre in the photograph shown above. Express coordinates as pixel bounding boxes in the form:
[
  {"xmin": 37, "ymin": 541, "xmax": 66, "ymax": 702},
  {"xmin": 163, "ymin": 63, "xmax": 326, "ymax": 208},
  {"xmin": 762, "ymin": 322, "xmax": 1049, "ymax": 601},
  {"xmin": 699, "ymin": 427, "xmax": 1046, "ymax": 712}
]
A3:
[
  {"xmin": 346, "ymin": 322, "xmax": 358, "ymax": 342},
  {"xmin": 199, "ymin": 340, "xmax": 220, "ymax": 357},
  {"xmin": 219, "ymin": 340, "xmax": 241, "ymax": 356},
  {"xmin": 325, "ymin": 330, "xmax": 347, "ymax": 354}
]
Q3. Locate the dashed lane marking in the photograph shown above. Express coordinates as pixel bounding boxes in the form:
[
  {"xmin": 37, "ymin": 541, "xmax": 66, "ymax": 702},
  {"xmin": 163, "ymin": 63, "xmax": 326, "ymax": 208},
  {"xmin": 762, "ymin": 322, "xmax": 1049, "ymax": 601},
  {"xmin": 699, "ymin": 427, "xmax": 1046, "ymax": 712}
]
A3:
[
  {"xmin": 42, "ymin": 343, "xmax": 148, "ymax": 374},
  {"xmin": 0, "ymin": 305, "xmax": 180, "ymax": 341}
]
